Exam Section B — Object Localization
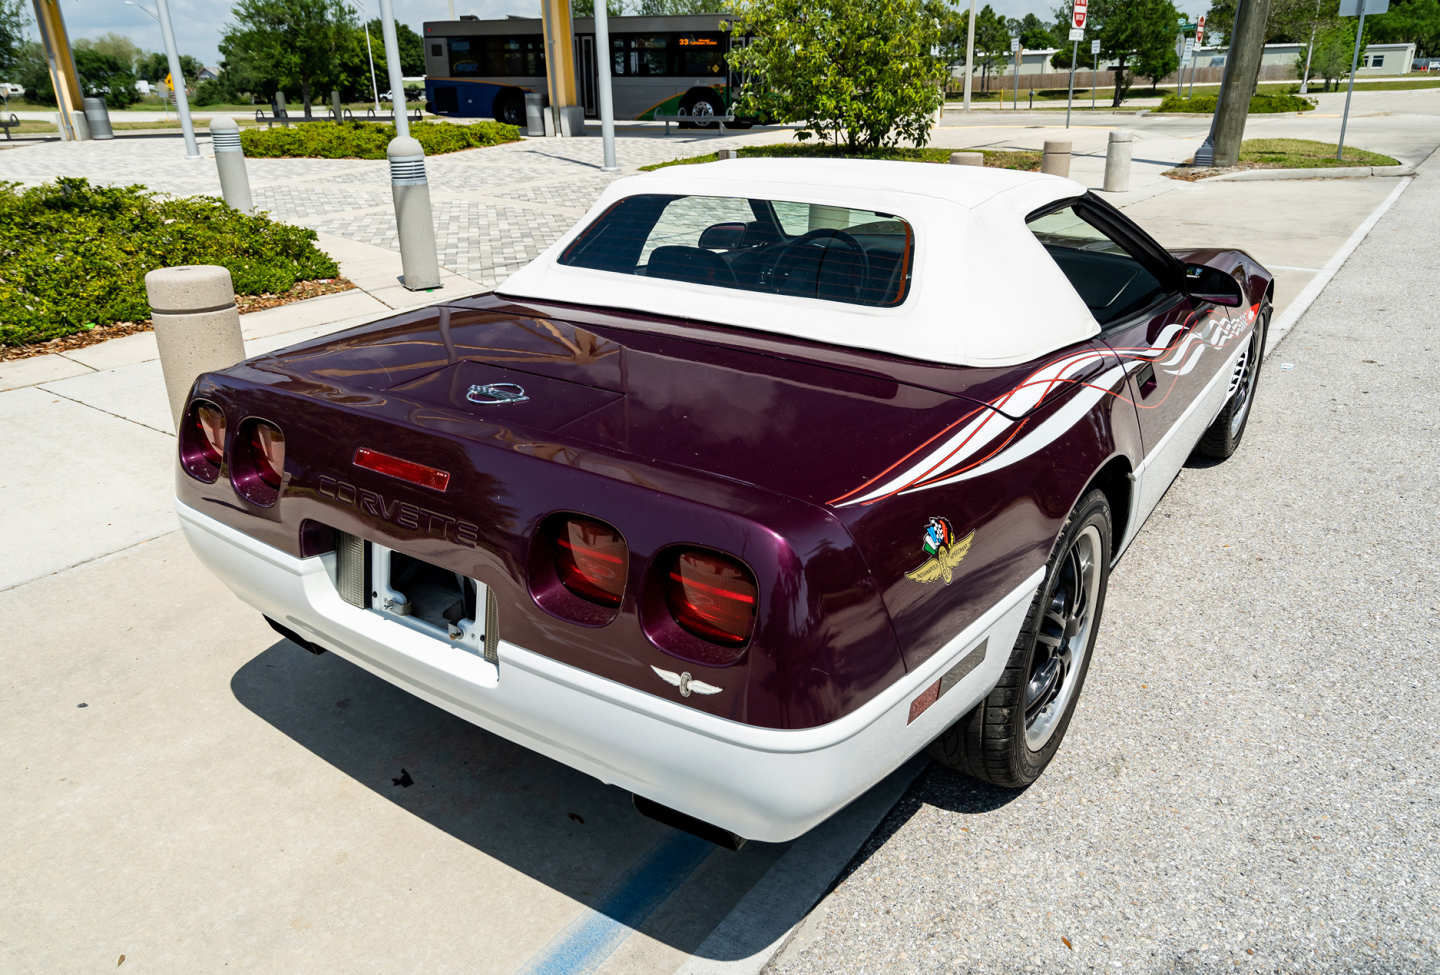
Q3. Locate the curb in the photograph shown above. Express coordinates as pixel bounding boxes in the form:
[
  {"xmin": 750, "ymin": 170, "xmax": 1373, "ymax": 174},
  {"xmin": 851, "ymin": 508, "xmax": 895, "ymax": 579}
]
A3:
[
  {"xmin": 1209, "ymin": 162, "xmax": 1414, "ymax": 181},
  {"xmin": 1265, "ymin": 175, "xmax": 1413, "ymax": 356}
]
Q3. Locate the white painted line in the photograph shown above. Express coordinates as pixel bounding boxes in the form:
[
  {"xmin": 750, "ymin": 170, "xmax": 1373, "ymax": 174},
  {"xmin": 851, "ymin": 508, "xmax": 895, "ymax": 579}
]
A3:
[
  {"xmin": 673, "ymin": 758, "xmax": 926, "ymax": 975},
  {"xmin": 1265, "ymin": 176, "xmax": 1413, "ymax": 358},
  {"xmin": 1265, "ymin": 264, "xmax": 1323, "ymax": 273}
]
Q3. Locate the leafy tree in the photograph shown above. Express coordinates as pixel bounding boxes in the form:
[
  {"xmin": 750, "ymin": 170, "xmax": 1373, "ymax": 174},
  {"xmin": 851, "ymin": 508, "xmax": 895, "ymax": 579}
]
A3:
[
  {"xmin": 726, "ymin": 0, "xmax": 946, "ymax": 150},
  {"xmin": 136, "ymin": 51, "xmax": 206, "ymax": 84},
  {"xmin": 73, "ymin": 49, "xmax": 140, "ymax": 107},
  {"xmin": 573, "ymin": 0, "xmax": 626, "ymax": 12},
  {"xmin": 974, "ymin": 4, "xmax": 1013, "ymax": 88},
  {"xmin": 75, "ymin": 33, "xmax": 144, "ymax": 72},
  {"xmin": 363, "ymin": 18, "xmax": 425, "ymax": 75},
  {"xmin": 1012, "ymin": 12, "xmax": 1057, "ymax": 48},
  {"xmin": 1369, "ymin": 0, "xmax": 1440, "ymax": 54},
  {"xmin": 1303, "ymin": 16, "xmax": 1358, "ymax": 88},
  {"xmin": 220, "ymin": 0, "xmax": 356, "ymax": 116},
  {"xmin": 1078, "ymin": 0, "xmax": 1183, "ymax": 105},
  {"xmin": 633, "ymin": 0, "xmax": 728, "ymax": 12},
  {"xmin": 0, "ymin": 0, "xmax": 26, "ymax": 78},
  {"xmin": 13, "ymin": 41, "xmax": 52, "ymax": 102}
]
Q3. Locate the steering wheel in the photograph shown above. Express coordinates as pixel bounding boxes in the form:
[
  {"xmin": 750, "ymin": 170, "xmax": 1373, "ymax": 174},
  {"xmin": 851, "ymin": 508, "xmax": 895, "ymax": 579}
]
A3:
[{"xmin": 765, "ymin": 228, "xmax": 871, "ymax": 303}]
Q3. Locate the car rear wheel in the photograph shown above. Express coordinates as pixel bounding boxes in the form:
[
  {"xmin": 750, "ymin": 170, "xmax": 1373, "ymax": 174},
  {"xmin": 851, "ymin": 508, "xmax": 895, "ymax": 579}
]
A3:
[
  {"xmin": 929, "ymin": 489, "xmax": 1112, "ymax": 788},
  {"xmin": 1195, "ymin": 301, "xmax": 1269, "ymax": 460}
]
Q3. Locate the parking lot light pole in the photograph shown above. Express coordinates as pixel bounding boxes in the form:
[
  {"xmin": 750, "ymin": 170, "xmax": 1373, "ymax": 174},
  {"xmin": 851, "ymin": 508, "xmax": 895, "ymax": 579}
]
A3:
[
  {"xmin": 377, "ymin": 0, "xmax": 409, "ymax": 138},
  {"xmin": 354, "ymin": 3, "xmax": 382, "ymax": 116},
  {"xmin": 962, "ymin": 0, "xmax": 977, "ymax": 111},
  {"xmin": 128, "ymin": 0, "xmax": 198, "ymax": 159},
  {"xmin": 593, "ymin": 0, "xmax": 618, "ymax": 171}
]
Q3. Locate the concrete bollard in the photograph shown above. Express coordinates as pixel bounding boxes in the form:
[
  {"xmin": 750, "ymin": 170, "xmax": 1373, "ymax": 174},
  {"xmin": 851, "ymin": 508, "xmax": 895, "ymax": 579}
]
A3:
[
  {"xmin": 70, "ymin": 111, "xmax": 91, "ymax": 141},
  {"xmin": 1104, "ymin": 129, "xmax": 1133, "ymax": 192},
  {"xmin": 146, "ymin": 265, "xmax": 246, "ymax": 427},
  {"xmin": 387, "ymin": 136, "xmax": 441, "ymax": 291},
  {"xmin": 717, "ymin": 148, "xmax": 738, "ymax": 160},
  {"xmin": 1041, "ymin": 139, "xmax": 1072, "ymax": 177},
  {"xmin": 209, "ymin": 117, "xmax": 253, "ymax": 214},
  {"xmin": 948, "ymin": 151, "xmax": 984, "ymax": 166}
]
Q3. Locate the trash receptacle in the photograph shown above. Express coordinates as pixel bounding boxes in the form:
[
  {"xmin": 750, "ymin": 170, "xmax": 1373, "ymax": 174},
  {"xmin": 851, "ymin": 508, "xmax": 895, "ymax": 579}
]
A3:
[
  {"xmin": 83, "ymin": 97, "xmax": 113, "ymax": 140},
  {"xmin": 523, "ymin": 92, "xmax": 545, "ymax": 137}
]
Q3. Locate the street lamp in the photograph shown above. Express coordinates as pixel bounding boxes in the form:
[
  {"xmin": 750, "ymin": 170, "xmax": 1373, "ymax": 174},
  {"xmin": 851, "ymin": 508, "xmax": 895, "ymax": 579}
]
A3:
[
  {"xmin": 126, "ymin": 0, "xmax": 199, "ymax": 159},
  {"xmin": 350, "ymin": 1, "xmax": 383, "ymax": 116}
]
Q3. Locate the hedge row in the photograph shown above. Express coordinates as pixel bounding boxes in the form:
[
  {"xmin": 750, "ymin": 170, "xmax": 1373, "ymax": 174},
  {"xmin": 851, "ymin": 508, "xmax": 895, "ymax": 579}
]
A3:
[
  {"xmin": 0, "ymin": 178, "xmax": 339, "ymax": 347},
  {"xmin": 239, "ymin": 120, "xmax": 522, "ymax": 159},
  {"xmin": 1158, "ymin": 92, "xmax": 1316, "ymax": 114}
]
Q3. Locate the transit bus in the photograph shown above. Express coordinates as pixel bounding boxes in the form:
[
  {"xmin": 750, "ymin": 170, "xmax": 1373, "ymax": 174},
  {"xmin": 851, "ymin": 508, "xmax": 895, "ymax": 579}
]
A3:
[{"xmin": 421, "ymin": 14, "xmax": 750, "ymax": 126}]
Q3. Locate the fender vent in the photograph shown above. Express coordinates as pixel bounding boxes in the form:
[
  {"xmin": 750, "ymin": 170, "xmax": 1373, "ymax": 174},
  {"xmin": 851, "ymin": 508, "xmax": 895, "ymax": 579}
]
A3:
[{"xmin": 335, "ymin": 531, "xmax": 368, "ymax": 608}]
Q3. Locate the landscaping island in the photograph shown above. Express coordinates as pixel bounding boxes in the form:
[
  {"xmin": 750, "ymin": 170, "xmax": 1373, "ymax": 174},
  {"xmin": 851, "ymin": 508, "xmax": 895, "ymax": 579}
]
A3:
[
  {"xmin": 239, "ymin": 120, "xmax": 522, "ymax": 159},
  {"xmin": 642, "ymin": 142, "xmax": 1043, "ymax": 172},
  {"xmin": 0, "ymin": 179, "xmax": 346, "ymax": 358}
]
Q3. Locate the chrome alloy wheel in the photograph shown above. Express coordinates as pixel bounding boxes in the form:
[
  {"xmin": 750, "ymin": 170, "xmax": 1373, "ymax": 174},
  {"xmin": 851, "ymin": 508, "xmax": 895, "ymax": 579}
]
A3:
[
  {"xmin": 1227, "ymin": 326, "xmax": 1262, "ymax": 438},
  {"xmin": 690, "ymin": 99, "xmax": 716, "ymax": 125},
  {"xmin": 1025, "ymin": 524, "xmax": 1102, "ymax": 750}
]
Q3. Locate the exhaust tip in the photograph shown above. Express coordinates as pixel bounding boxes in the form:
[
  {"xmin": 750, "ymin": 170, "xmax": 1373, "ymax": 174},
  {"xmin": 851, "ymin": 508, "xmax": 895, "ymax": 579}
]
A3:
[{"xmin": 632, "ymin": 794, "xmax": 746, "ymax": 851}]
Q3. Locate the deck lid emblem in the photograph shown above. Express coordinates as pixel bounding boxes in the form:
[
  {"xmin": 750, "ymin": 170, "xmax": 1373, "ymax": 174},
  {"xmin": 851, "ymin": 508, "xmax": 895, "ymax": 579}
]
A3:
[{"xmin": 467, "ymin": 382, "xmax": 529, "ymax": 406}]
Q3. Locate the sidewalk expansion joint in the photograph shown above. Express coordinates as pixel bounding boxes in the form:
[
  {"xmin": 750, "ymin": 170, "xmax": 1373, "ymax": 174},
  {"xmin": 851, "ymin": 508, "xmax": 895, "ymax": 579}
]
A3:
[
  {"xmin": 0, "ymin": 528, "xmax": 177, "ymax": 594},
  {"xmin": 37, "ymin": 386, "xmax": 174, "ymax": 438}
]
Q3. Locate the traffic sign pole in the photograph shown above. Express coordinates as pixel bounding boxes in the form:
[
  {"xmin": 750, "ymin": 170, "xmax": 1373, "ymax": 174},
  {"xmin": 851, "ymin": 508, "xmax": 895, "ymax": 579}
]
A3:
[
  {"xmin": 1337, "ymin": 0, "xmax": 1368, "ymax": 159},
  {"xmin": 1092, "ymin": 38, "xmax": 1100, "ymax": 110},
  {"xmin": 1066, "ymin": 41, "xmax": 1078, "ymax": 127},
  {"xmin": 1011, "ymin": 37, "xmax": 1020, "ymax": 109}
]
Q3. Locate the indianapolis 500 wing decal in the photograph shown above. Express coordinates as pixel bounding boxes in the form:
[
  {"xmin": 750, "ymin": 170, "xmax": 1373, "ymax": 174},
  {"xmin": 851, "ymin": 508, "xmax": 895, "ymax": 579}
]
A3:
[{"xmin": 829, "ymin": 306, "xmax": 1258, "ymax": 509}]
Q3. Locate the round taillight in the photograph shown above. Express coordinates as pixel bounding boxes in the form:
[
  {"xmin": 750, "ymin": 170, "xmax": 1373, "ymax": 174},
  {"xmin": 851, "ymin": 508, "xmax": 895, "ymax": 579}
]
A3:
[
  {"xmin": 664, "ymin": 550, "xmax": 757, "ymax": 648},
  {"xmin": 553, "ymin": 516, "xmax": 628, "ymax": 608},
  {"xmin": 231, "ymin": 418, "xmax": 285, "ymax": 506}
]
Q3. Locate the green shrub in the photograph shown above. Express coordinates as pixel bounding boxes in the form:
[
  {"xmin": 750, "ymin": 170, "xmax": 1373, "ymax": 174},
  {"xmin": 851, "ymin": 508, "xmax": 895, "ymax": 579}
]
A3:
[
  {"xmin": 0, "ymin": 178, "xmax": 339, "ymax": 347},
  {"xmin": 240, "ymin": 120, "xmax": 522, "ymax": 159},
  {"xmin": 1159, "ymin": 91, "xmax": 1316, "ymax": 114}
]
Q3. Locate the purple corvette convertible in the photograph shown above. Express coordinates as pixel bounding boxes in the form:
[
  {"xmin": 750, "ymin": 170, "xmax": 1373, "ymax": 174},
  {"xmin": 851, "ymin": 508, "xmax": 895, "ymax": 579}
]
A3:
[{"xmin": 176, "ymin": 160, "xmax": 1271, "ymax": 843}]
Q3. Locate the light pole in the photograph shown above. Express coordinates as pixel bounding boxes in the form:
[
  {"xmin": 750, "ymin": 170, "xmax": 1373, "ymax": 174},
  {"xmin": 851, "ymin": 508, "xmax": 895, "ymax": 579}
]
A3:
[
  {"xmin": 127, "ymin": 0, "xmax": 198, "ymax": 159},
  {"xmin": 376, "ymin": 0, "xmax": 409, "ymax": 136},
  {"xmin": 351, "ymin": 1, "xmax": 382, "ymax": 115},
  {"xmin": 962, "ymin": 0, "xmax": 977, "ymax": 111},
  {"xmin": 593, "ymin": 0, "xmax": 617, "ymax": 170}
]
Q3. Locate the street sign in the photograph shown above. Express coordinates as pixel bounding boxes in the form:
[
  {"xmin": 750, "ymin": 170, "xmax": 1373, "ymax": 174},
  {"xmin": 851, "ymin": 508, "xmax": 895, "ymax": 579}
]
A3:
[
  {"xmin": 1091, "ymin": 38, "xmax": 1101, "ymax": 54},
  {"xmin": 1069, "ymin": 27, "xmax": 1084, "ymax": 41},
  {"xmin": 164, "ymin": 73, "xmax": 174, "ymax": 91},
  {"xmin": 1073, "ymin": 0, "xmax": 1088, "ymax": 30},
  {"xmin": 1183, "ymin": 37, "xmax": 1195, "ymax": 57},
  {"xmin": 1340, "ymin": 0, "xmax": 1388, "ymax": 13},
  {"xmin": 1196, "ymin": 13, "xmax": 1206, "ymax": 43},
  {"xmin": 1010, "ymin": 36, "xmax": 1020, "ymax": 52}
]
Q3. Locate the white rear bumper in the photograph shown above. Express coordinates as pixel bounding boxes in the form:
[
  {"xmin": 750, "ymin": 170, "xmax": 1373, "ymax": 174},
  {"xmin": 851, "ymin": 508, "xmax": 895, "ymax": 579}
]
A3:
[{"xmin": 177, "ymin": 500, "xmax": 1040, "ymax": 842}]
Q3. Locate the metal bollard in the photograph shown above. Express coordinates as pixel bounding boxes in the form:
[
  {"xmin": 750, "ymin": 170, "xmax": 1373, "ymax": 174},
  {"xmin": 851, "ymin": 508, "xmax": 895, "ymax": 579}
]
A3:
[
  {"xmin": 209, "ymin": 116, "xmax": 253, "ymax": 214},
  {"xmin": 388, "ymin": 136, "xmax": 441, "ymax": 291},
  {"xmin": 1041, "ymin": 139, "xmax": 1072, "ymax": 177},
  {"xmin": 145, "ymin": 265, "xmax": 246, "ymax": 427},
  {"xmin": 948, "ymin": 151, "xmax": 985, "ymax": 166},
  {"xmin": 1103, "ymin": 129, "xmax": 1133, "ymax": 192},
  {"xmin": 330, "ymin": 89, "xmax": 343, "ymax": 120},
  {"xmin": 83, "ymin": 97, "xmax": 114, "ymax": 140}
]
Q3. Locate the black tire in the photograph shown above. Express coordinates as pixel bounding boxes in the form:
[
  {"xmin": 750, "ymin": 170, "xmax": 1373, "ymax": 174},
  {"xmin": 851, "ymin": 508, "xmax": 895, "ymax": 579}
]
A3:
[
  {"xmin": 1195, "ymin": 301, "xmax": 1269, "ymax": 460},
  {"xmin": 681, "ymin": 90, "xmax": 723, "ymax": 128},
  {"xmin": 493, "ymin": 91, "xmax": 525, "ymax": 127},
  {"xmin": 929, "ymin": 489, "xmax": 1112, "ymax": 787}
]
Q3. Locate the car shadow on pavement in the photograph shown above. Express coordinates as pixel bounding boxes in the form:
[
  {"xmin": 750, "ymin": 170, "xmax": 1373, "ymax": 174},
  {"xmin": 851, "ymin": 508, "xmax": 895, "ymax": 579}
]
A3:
[{"xmin": 232, "ymin": 637, "xmax": 894, "ymax": 961}]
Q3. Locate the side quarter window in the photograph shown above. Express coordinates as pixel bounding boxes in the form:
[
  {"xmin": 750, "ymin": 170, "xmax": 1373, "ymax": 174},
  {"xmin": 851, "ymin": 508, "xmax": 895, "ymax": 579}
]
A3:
[{"xmin": 1028, "ymin": 204, "xmax": 1170, "ymax": 326}]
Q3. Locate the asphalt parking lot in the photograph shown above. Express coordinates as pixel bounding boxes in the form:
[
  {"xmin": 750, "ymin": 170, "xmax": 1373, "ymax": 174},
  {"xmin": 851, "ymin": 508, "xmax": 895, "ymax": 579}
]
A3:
[{"xmin": 1, "ymin": 91, "xmax": 1437, "ymax": 973}]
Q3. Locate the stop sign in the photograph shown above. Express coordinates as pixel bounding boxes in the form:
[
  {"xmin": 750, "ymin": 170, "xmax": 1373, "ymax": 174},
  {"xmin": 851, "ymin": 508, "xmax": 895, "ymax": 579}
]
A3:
[
  {"xmin": 1073, "ymin": 0, "xmax": 1088, "ymax": 30},
  {"xmin": 1196, "ymin": 13, "xmax": 1206, "ymax": 42}
]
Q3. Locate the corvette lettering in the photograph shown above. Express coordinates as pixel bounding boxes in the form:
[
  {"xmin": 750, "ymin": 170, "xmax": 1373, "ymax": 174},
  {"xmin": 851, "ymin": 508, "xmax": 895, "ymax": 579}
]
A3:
[{"xmin": 317, "ymin": 475, "xmax": 480, "ymax": 547}]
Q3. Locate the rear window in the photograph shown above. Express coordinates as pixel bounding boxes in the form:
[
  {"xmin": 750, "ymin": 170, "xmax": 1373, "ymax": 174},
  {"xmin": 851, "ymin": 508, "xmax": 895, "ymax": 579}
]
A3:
[{"xmin": 558, "ymin": 194, "xmax": 914, "ymax": 308}]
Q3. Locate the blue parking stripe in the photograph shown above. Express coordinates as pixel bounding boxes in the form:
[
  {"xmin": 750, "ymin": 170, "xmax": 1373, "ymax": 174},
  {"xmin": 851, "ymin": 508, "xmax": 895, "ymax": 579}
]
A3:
[{"xmin": 518, "ymin": 831, "xmax": 716, "ymax": 975}]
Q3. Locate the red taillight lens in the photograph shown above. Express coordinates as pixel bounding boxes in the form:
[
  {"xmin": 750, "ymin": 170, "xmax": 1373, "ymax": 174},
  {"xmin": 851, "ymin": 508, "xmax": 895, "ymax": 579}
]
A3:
[
  {"xmin": 194, "ymin": 403, "xmax": 225, "ymax": 466},
  {"xmin": 249, "ymin": 421, "xmax": 285, "ymax": 489},
  {"xmin": 665, "ymin": 551, "xmax": 757, "ymax": 648},
  {"xmin": 353, "ymin": 447, "xmax": 450, "ymax": 492},
  {"xmin": 553, "ymin": 516, "xmax": 628, "ymax": 607}
]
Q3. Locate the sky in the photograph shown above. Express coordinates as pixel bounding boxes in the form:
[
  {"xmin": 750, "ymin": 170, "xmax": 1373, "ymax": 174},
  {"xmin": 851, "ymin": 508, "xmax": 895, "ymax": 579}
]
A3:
[{"xmin": 54, "ymin": 0, "xmax": 1209, "ymax": 69}]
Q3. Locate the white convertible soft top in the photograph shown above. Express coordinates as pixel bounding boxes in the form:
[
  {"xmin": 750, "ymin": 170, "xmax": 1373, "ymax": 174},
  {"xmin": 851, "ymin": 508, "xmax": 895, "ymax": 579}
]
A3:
[{"xmin": 498, "ymin": 158, "xmax": 1099, "ymax": 367}]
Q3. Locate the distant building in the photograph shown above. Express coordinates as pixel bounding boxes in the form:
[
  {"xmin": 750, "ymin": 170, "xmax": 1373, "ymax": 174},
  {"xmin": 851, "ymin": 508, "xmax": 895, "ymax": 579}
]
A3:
[
  {"xmin": 1196, "ymin": 41, "xmax": 1417, "ymax": 77},
  {"xmin": 197, "ymin": 66, "xmax": 220, "ymax": 82}
]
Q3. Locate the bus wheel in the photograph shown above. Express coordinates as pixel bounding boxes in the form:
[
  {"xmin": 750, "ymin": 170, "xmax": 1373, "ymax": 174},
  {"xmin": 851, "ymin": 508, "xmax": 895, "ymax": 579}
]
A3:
[
  {"xmin": 682, "ymin": 90, "xmax": 723, "ymax": 128},
  {"xmin": 494, "ymin": 92, "xmax": 525, "ymax": 127}
]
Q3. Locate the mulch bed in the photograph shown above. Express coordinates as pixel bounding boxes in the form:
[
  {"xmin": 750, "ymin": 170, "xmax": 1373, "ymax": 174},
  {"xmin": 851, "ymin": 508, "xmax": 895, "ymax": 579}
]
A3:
[{"xmin": 1, "ymin": 278, "xmax": 355, "ymax": 362}]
